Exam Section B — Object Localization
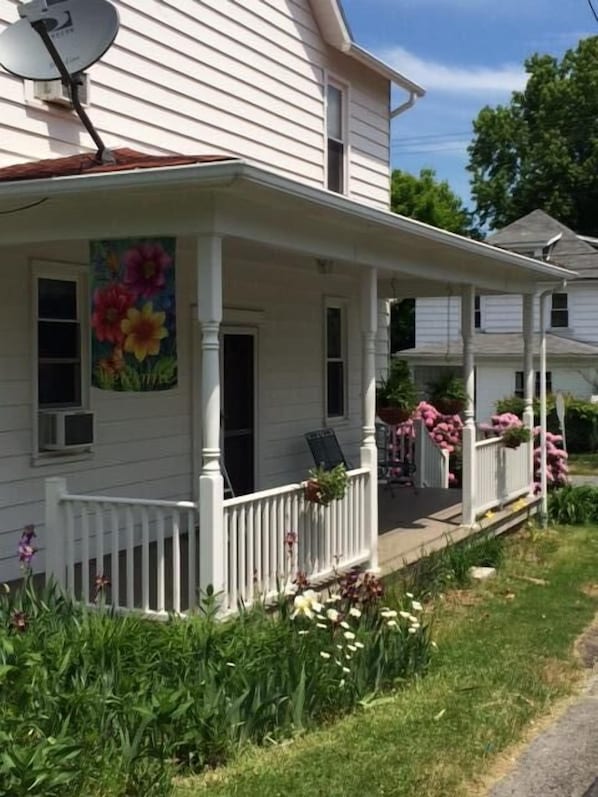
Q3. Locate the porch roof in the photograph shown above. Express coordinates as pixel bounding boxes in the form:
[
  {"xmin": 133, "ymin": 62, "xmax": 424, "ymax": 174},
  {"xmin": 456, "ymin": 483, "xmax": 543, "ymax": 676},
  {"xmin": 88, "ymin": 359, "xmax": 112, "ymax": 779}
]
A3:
[
  {"xmin": 0, "ymin": 154, "xmax": 576, "ymax": 296},
  {"xmin": 397, "ymin": 332, "xmax": 598, "ymax": 362}
]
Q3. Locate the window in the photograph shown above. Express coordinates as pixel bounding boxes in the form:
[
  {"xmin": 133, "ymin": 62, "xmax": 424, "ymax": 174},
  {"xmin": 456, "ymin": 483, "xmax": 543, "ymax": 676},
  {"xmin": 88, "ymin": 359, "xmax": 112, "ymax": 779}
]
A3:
[
  {"xmin": 550, "ymin": 293, "xmax": 568, "ymax": 328},
  {"xmin": 474, "ymin": 295, "xmax": 481, "ymax": 330},
  {"xmin": 515, "ymin": 371, "xmax": 552, "ymax": 399},
  {"xmin": 326, "ymin": 302, "xmax": 346, "ymax": 418},
  {"xmin": 326, "ymin": 81, "xmax": 345, "ymax": 194},
  {"xmin": 35, "ymin": 273, "xmax": 85, "ymax": 410}
]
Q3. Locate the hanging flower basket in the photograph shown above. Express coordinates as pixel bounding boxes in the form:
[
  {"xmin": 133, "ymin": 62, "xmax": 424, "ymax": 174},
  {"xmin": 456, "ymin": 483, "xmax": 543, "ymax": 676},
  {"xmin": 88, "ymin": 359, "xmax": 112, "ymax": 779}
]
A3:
[
  {"xmin": 501, "ymin": 426, "xmax": 532, "ymax": 449},
  {"xmin": 377, "ymin": 406, "xmax": 411, "ymax": 425},
  {"xmin": 433, "ymin": 398, "xmax": 465, "ymax": 416}
]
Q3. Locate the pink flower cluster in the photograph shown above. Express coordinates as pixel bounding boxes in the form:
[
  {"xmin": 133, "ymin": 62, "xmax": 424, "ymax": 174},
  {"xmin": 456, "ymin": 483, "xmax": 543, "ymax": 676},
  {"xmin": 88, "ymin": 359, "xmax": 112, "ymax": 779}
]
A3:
[
  {"xmin": 480, "ymin": 413, "xmax": 569, "ymax": 492},
  {"xmin": 398, "ymin": 402, "xmax": 464, "ymax": 485}
]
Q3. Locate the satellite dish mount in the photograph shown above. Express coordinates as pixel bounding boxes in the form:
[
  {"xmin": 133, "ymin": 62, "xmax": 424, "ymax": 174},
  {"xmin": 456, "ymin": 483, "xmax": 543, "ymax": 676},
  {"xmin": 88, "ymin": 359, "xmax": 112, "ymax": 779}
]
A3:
[
  {"xmin": 0, "ymin": 0, "xmax": 120, "ymax": 164},
  {"xmin": 27, "ymin": 14, "xmax": 114, "ymax": 164}
]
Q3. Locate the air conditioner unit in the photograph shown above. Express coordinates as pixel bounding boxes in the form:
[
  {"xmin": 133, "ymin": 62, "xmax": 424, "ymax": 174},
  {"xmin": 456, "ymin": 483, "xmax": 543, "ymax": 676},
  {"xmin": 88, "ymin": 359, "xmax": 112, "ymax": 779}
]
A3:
[
  {"xmin": 39, "ymin": 410, "xmax": 94, "ymax": 452},
  {"xmin": 33, "ymin": 74, "xmax": 89, "ymax": 107}
]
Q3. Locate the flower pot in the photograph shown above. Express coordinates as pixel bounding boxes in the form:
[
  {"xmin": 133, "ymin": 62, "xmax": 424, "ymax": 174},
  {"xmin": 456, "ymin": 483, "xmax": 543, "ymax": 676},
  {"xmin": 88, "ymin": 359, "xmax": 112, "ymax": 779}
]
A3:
[
  {"xmin": 503, "ymin": 440, "xmax": 521, "ymax": 449},
  {"xmin": 377, "ymin": 406, "xmax": 411, "ymax": 425},
  {"xmin": 304, "ymin": 479, "xmax": 323, "ymax": 504},
  {"xmin": 434, "ymin": 398, "xmax": 465, "ymax": 416}
]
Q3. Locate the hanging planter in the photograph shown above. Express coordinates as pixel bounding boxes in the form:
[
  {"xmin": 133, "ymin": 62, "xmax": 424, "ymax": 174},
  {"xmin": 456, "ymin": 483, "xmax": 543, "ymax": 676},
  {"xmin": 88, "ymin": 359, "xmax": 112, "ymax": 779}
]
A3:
[
  {"xmin": 304, "ymin": 465, "xmax": 348, "ymax": 507},
  {"xmin": 427, "ymin": 374, "xmax": 467, "ymax": 416},
  {"xmin": 501, "ymin": 425, "xmax": 532, "ymax": 449},
  {"xmin": 376, "ymin": 360, "xmax": 417, "ymax": 426},
  {"xmin": 376, "ymin": 406, "xmax": 411, "ymax": 425}
]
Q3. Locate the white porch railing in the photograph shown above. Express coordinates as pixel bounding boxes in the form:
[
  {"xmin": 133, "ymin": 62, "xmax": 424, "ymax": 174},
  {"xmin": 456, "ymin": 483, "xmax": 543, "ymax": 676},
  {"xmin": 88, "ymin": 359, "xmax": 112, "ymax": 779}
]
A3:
[
  {"xmin": 45, "ymin": 477, "xmax": 199, "ymax": 617},
  {"xmin": 414, "ymin": 419, "xmax": 450, "ymax": 489},
  {"xmin": 475, "ymin": 438, "xmax": 531, "ymax": 515},
  {"xmin": 222, "ymin": 468, "xmax": 370, "ymax": 612}
]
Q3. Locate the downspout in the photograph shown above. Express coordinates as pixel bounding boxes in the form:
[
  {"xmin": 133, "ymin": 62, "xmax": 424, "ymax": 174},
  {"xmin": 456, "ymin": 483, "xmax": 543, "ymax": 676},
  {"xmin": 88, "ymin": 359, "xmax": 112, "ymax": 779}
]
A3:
[
  {"xmin": 391, "ymin": 91, "xmax": 419, "ymax": 119},
  {"xmin": 538, "ymin": 282, "xmax": 567, "ymax": 527}
]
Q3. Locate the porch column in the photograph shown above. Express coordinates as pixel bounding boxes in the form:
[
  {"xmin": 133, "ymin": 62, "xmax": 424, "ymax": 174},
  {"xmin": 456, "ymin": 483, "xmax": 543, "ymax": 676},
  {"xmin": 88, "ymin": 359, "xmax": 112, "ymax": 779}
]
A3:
[
  {"xmin": 361, "ymin": 267, "xmax": 379, "ymax": 571},
  {"xmin": 461, "ymin": 285, "xmax": 476, "ymax": 526},
  {"xmin": 522, "ymin": 294, "xmax": 535, "ymax": 495},
  {"xmin": 196, "ymin": 235, "xmax": 225, "ymax": 597}
]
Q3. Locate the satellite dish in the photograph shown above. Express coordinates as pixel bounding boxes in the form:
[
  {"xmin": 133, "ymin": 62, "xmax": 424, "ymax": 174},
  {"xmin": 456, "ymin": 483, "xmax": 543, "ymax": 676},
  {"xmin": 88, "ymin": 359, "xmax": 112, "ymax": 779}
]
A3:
[{"xmin": 0, "ymin": 0, "xmax": 119, "ymax": 81}]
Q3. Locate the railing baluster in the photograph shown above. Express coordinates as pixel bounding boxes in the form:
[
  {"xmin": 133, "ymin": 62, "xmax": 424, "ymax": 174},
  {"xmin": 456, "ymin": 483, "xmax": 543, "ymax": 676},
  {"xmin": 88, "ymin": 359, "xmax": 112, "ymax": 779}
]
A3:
[
  {"xmin": 263, "ymin": 500, "xmax": 270, "ymax": 595},
  {"xmin": 141, "ymin": 507, "xmax": 150, "ymax": 613},
  {"xmin": 156, "ymin": 509, "xmax": 165, "ymax": 614},
  {"xmin": 81, "ymin": 504, "xmax": 90, "ymax": 603},
  {"xmin": 247, "ymin": 504, "xmax": 255, "ymax": 605},
  {"xmin": 239, "ymin": 507, "xmax": 247, "ymax": 605},
  {"xmin": 126, "ymin": 506, "xmax": 134, "ymax": 610},
  {"xmin": 231, "ymin": 507, "xmax": 238, "ymax": 608},
  {"xmin": 172, "ymin": 510, "xmax": 181, "ymax": 615},
  {"xmin": 95, "ymin": 502, "xmax": 104, "ymax": 582},
  {"xmin": 65, "ymin": 501, "xmax": 75, "ymax": 593},
  {"xmin": 110, "ymin": 505, "xmax": 120, "ymax": 608},
  {"xmin": 255, "ymin": 502, "xmax": 262, "ymax": 601},
  {"xmin": 187, "ymin": 508, "xmax": 196, "ymax": 611}
]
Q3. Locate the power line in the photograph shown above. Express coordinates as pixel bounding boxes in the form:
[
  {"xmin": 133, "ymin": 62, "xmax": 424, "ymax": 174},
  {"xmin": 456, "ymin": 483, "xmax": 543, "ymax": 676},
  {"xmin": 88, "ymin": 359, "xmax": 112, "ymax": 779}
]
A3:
[{"xmin": 588, "ymin": 0, "xmax": 598, "ymax": 24}]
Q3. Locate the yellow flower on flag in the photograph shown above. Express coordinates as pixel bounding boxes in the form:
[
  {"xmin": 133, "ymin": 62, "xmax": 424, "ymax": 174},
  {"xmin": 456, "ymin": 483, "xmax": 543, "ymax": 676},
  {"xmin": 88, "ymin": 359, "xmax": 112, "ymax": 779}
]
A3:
[{"xmin": 121, "ymin": 303, "xmax": 168, "ymax": 362}]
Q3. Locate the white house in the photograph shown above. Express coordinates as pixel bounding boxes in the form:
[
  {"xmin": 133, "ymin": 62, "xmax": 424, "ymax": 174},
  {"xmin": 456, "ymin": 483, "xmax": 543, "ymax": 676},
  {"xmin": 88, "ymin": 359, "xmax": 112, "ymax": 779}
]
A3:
[
  {"xmin": 402, "ymin": 209, "xmax": 598, "ymax": 421},
  {"xmin": 0, "ymin": 0, "xmax": 573, "ymax": 613}
]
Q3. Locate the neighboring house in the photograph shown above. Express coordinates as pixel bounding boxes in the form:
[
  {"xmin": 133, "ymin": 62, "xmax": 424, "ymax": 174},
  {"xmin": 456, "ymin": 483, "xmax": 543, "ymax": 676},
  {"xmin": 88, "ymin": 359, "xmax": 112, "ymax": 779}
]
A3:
[
  {"xmin": 402, "ymin": 209, "xmax": 598, "ymax": 420},
  {"xmin": 0, "ymin": 1, "xmax": 572, "ymax": 609}
]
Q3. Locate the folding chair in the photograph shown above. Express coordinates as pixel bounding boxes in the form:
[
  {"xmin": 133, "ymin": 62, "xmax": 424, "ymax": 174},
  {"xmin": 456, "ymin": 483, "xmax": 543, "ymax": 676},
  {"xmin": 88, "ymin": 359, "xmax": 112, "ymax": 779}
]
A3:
[
  {"xmin": 305, "ymin": 428, "xmax": 352, "ymax": 471},
  {"xmin": 375, "ymin": 422, "xmax": 417, "ymax": 496}
]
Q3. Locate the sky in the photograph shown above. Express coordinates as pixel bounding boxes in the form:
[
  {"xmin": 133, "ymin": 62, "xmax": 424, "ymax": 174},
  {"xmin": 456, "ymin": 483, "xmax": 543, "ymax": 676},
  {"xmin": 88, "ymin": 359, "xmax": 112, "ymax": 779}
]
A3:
[{"xmin": 341, "ymin": 0, "xmax": 596, "ymax": 207}]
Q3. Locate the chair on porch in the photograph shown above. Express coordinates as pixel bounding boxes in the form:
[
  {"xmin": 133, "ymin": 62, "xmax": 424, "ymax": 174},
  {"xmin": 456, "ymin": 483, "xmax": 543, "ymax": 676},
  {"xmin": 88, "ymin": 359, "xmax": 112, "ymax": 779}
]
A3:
[
  {"xmin": 375, "ymin": 422, "xmax": 417, "ymax": 496},
  {"xmin": 305, "ymin": 428, "xmax": 352, "ymax": 471}
]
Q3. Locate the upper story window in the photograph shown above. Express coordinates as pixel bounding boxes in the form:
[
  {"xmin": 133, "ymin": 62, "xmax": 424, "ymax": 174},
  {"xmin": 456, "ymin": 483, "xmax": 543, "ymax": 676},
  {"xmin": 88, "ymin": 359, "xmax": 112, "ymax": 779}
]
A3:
[
  {"xmin": 515, "ymin": 371, "xmax": 552, "ymax": 399},
  {"xmin": 325, "ymin": 301, "xmax": 347, "ymax": 418},
  {"xmin": 326, "ymin": 81, "xmax": 346, "ymax": 194},
  {"xmin": 550, "ymin": 293, "xmax": 569, "ymax": 328},
  {"xmin": 474, "ymin": 295, "xmax": 481, "ymax": 330}
]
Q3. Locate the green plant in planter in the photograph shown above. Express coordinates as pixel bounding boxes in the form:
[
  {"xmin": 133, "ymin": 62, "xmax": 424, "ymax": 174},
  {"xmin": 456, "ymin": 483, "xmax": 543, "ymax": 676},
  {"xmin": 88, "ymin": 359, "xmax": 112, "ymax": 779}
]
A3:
[
  {"xmin": 428, "ymin": 372, "xmax": 467, "ymax": 415},
  {"xmin": 376, "ymin": 360, "xmax": 417, "ymax": 424},
  {"xmin": 305, "ymin": 464, "xmax": 348, "ymax": 506},
  {"xmin": 501, "ymin": 425, "xmax": 532, "ymax": 449}
]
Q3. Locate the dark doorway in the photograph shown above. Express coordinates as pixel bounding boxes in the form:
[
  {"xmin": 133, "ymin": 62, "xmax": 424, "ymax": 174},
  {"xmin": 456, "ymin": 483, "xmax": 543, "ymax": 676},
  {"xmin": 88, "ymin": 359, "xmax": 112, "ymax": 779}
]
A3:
[{"xmin": 222, "ymin": 332, "xmax": 255, "ymax": 496}]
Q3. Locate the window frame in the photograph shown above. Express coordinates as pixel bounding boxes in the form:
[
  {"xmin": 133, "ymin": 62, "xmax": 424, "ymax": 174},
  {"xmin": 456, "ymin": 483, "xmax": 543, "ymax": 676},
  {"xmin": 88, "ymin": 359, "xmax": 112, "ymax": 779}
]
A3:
[
  {"xmin": 325, "ymin": 75, "xmax": 349, "ymax": 195},
  {"xmin": 324, "ymin": 298, "xmax": 348, "ymax": 423},
  {"xmin": 550, "ymin": 292, "xmax": 569, "ymax": 329},
  {"xmin": 515, "ymin": 370, "xmax": 552, "ymax": 399},
  {"xmin": 31, "ymin": 260, "xmax": 90, "ymax": 460},
  {"xmin": 474, "ymin": 295, "xmax": 482, "ymax": 330}
]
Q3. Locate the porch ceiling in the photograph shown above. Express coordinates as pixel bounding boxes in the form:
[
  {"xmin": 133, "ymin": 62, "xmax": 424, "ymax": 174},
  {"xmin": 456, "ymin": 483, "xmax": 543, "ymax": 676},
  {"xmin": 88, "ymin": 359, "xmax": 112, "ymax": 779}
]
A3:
[{"xmin": 0, "ymin": 158, "xmax": 574, "ymax": 296}]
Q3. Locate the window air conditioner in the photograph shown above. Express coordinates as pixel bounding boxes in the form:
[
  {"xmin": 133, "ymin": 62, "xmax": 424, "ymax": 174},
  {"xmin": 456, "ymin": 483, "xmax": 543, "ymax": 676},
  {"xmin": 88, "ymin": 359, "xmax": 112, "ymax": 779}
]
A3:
[
  {"xmin": 33, "ymin": 74, "xmax": 89, "ymax": 107},
  {"xmin": 39, "ymin": 410, "xmax": 94, "ymax": 452}
]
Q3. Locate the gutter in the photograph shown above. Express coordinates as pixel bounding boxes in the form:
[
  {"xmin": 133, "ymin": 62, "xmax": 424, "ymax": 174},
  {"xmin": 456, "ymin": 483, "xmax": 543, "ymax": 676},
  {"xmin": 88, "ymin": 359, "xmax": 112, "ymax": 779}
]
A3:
[{"xmin": 0, "ymin": 159, "xmax": 574, "ymax": 282}]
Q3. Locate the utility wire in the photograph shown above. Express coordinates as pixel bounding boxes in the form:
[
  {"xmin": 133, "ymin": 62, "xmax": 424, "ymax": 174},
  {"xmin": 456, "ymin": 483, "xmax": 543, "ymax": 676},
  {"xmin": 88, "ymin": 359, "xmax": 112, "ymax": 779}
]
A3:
[{"xmin": 588, "ymin": 0, "xmax": 598, "ymax": 24}]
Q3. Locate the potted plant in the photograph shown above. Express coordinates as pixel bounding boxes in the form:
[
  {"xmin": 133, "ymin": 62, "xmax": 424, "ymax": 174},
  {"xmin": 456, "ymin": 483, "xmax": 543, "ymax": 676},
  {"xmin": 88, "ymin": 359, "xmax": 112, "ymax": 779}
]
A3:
[
  {"xmin": 501, "ymin": 425, "xmax": 532, "ymax": 449},
  {"xmin": 428, "ymin": 372, "xmax": 467, "ymax": 415},
  {"xmin": 376, "ymin": 360, "xmax": 417, "ymax": 425},
  {"xmin": 304, "ymin": 464, "xmax": 348, "ymax": 506}
]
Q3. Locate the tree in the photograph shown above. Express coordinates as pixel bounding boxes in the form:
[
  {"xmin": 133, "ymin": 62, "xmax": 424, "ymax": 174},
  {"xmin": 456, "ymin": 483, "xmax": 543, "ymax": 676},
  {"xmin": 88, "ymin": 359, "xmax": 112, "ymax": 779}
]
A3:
[
  {"xmin": 469, "ymin": 37, "xmax": 598, "ymax": 235},
  {"xmin": 389, "ymin": 168, "xmax": 477, "ymax": 351},
  {"xmin": 391, "ymin": 167, "xmax": 479, "ymax": 237}
]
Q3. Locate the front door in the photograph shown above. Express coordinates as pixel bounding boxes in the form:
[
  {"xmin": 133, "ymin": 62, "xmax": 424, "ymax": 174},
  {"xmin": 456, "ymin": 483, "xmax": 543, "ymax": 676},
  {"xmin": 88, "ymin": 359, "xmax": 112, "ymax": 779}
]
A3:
[{"xmin": 222, "ymin": 331, "xmax": 256, "ymax": 497}]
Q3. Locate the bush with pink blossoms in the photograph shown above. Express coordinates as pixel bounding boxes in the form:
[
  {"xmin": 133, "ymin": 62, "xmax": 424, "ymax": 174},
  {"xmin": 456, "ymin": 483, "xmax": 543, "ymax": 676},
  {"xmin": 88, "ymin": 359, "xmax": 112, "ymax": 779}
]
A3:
[{"xmin": 397, "ymin": 401, "xmax": 464, "ymax": 486}]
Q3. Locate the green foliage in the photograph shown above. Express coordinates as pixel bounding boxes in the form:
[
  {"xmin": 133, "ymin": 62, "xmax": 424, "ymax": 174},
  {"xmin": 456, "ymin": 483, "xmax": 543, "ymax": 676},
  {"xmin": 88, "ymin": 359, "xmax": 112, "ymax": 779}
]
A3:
[
  {"xmin": 0, "ymin": 571, "xmax": 433, "ymax": 795},
  {"xmin": 501, "ymin": 425, "xmax": 532, "ymax": 448},
  {"xmin": 548, "ymin": 484, "xmax": 598, "ymax": 525},
  {"xmin": 390, "ymin": 298, "xmax": 415, "ymax": 352},
  {"xmin": 469, "ymin": 37, "xmax": 598, "ymax": 234},
  {"xmin": 391, "ymin": 168, "xmax": 480, "ymax": 237},
  {"xmin": 495, "ymin": 394, "xmax": 598, "ymax": 453},
  {"xmin": 427, "ymin": 373, "xmax": 467, "ymax": 405},
  {"xmin": 306, "ymin": 464, "xmax": 348, "ymax": 505},
  {"xmin": 377, "ymin": 360, "xmax": 417, "ymax": 411}
]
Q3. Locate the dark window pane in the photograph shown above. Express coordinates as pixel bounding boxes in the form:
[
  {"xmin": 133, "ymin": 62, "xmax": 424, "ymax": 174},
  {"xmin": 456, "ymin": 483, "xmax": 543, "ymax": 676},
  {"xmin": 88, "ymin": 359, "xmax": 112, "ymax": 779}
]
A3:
[
  {"xmin": 38, "ymin": 321, "xmax": 80, "ymax": 359},
  {"xmin": 552, "ymin": 293, "xmax": 567, "ymax": 309},
  {"xmin": 327, "ymin": 361, "xmax": 344, "ymax": 417},
  {"xmin": 515, "ymin": 371, "xmax": 524, "ymax": 399},
  {"xmin": 327, "ymin": 307, "xmax": 342, "ymax": 358},
  {"xmin": 38, "ymin": 278, "xmax": 77, "ymax": 320},
  {"xmin": 327, "ymin": 139, "xmax": 344, "ymax": 193},
  {"xmin": 38, "ymin": 362, "xmax": 81, "ymax": 407},
  {"xmin": 551, "ymin": 310, "xmax": 568, "ymax": 327}
]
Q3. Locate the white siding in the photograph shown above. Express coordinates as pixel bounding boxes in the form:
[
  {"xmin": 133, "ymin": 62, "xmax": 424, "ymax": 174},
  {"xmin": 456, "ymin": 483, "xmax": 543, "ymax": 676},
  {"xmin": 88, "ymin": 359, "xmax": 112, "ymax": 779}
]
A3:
[
  {"xmin": 0, "ymin": 0, "xmax": 390, "ymax": 208},
  {"xmin": 415, "ymin": 296, "xmax": 460, "ymax": 347},
  {"xmin": 0, "ymin": 243, "xmax": 364, "ymax": 582}
]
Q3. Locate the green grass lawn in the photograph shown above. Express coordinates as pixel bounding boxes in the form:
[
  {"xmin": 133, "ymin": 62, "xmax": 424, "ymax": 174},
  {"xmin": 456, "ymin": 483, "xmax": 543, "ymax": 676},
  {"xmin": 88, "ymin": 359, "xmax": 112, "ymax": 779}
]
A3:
[
  {"xmin": 568, "ymin": 452, "xmax": 598, "ymax": 475},
  {"xmin": 176, "ymin": 526, "xmax": 598, "ymax": 797}
]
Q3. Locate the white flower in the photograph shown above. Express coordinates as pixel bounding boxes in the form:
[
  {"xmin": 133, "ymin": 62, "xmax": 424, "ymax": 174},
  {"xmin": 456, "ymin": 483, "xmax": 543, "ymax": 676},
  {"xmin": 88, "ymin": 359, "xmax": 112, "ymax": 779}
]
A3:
[
  {"xmin": 326, "ymin": 593, "xmax": 341, "ymax": 603},
  {"xmin": 327, "ymin": 608, "xmax": 340, "ymax": 622},
  {"xmin": 342, "ymin": 666, "xmax": 350, "ymax": 673},
  {"xmin": 347, "ymin": 644, "xmax": 357, "ymax": 652},
  {"xmin": 345, "ymin": 653, "xmax": 352, "ymax": 661},
  {"xmin": 316, "ymin": 622, "xmax": 327, "ymax": 629},
  {"xmin": 320, "ymin": 651, "xmax": 331, "ymax": 660},
  {"xmin": 339, "ymin": 678, "xmax": 346, "ymax": 688},
  {"xmin": 387, "ymin": 620, "xmax": 398, "ymax": 628},
  {"xmin": 406, "ymin": 592, "xmax": 414, "ymax": 599},
  {"xmin": 284, "ymin": 581, "xmax": 298, "ymax": 596},
  {"xmin": 226, "ymin": 662, "xmax": 236, "ymax": 668},
  {"xmin": 291, "ymin": 594, "xmax": 314, "ymax": 620},
  {"xmin": 340, "ymin": 620, "xmax": 350, "ymax": 630},
  {"xmin": 303, "ymin": 589, "xmax": 323, "ymax": 614},
  {"xmin": 431, "ymin": 641, "xmax": 438, "ymax": 649},
  {"xmin": 354, "ymin": 641, "xmax": 365, "ymax": 649},
  {"xmin": 399, "ymin": 611, "xmax": 411, "ymax": 619},
  {"xmin": 298, "ymin": 630, "xmax": 309, "ymax": 636},
  {"xmin": 410, "ymin": 621, "xmax": 421, "ymax": 630},
  {"xmin": 381, "ymin": 609, "xmax": 398, "ymax": 619},
  {"xmin": 336, "ymin": 644, "xmax": 343, "ymax": 650},
  {"xmin": 408, "ymin": 627, "xmax": 417, "ymax": 635},
  {"xmin": 344, "ymin": 631, "xmax": 356, "ymax": 641},
  {"xmin": 409, "ymin": 615, "xmax": 419, "ymax": 624},
  {"xmin": 349, "ymin": 607, "xmax": 362, "ymax": 618},
  {"xmin": 411, "ymin": 600, "xmax": 423, "ymax": 612}
]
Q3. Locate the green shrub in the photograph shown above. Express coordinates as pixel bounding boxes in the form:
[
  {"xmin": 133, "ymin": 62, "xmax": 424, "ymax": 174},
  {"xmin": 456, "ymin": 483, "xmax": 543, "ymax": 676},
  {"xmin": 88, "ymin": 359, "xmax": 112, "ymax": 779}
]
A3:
[
  {"xmin": 548, "ymin": 484, "xmax": 598, "ymax": 525},
  {"xmin": 496, "ymin": 394, "xmax": 598, "ymax": 453},
  {"xmin": 0, "ymin": 566, "xmax": 433, "ymax": 795}
]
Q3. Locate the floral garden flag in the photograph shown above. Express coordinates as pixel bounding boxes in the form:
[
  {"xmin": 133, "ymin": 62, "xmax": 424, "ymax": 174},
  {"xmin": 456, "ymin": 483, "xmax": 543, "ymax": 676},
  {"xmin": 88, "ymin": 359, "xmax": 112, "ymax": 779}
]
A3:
[{"xmin": 90, "ymin": 238, "xmax": 177, "ymax": 391}]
